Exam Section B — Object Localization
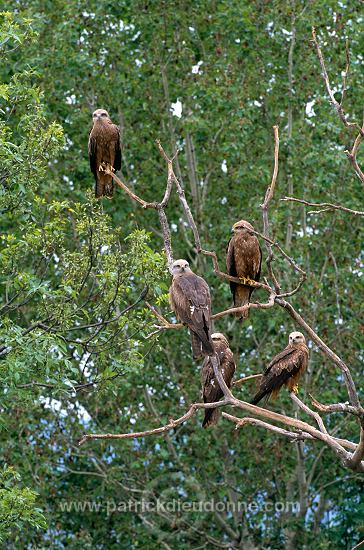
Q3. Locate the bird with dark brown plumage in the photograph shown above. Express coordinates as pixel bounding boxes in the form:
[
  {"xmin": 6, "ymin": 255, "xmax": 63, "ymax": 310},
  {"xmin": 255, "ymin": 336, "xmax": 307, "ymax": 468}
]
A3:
[
  {"xmin": 169, "ymin": 259, "xmax": 214, "ymax": 361},
  {"xmin": 88, "ymin": 108, "xmax": 121, "ymax": 199},
  {"xmin": 226, "ymin": 220, "xmax": 262, "ymax": 320},
  {"xmin": 201, "ymin": 333, "xmax": 236, "ymax": 428},
  {"xmin": 251, "ymin": 332, "xmax": 309, "ymax": 405}
]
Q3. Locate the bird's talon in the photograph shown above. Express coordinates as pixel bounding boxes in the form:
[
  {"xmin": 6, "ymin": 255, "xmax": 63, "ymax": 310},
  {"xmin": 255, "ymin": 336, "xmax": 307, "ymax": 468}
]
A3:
[{"xmin": 239, "ymin": 276, "xmax": 254, "ymax": 286}]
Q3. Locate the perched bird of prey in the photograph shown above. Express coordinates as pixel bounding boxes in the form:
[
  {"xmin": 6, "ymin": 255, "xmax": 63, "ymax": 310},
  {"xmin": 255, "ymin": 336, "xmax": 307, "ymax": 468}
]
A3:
[
  {"xmin": 201, "ymin": 333, "xmax": 236, "ymax": 428},
  {"xmin": 251, "ymin": 332, "xmax": 309, "ymax": 405},
  {"xmin": 226, "ymin": 220, "xmax": 262, "ymax": 320},
  {"xmin": 169, "ymin": 259, "xmax": 214, "ymax": 360},
  {"xmin": 88, "ymin": 108, "xmax": 121, "ymax": 198}
]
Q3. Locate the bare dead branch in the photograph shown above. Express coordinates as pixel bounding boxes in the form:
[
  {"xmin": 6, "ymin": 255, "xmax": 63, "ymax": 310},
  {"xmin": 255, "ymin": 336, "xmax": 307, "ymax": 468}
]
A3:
[
  {"xmin": 221, "ymin": 413, "xmax": 314, "ymax": 442},
  {"xmin": 347, "ymin": 428, "xmax": 364, "ymax": 470},
  {"xmin": 350, "ymin": 540, "xmax": 364, "ymax": 550},
  {"xmin": 290, "ymin": 393, "xmax": 328, "ymax": 434},
  {"xmin": 311, "ymin": 27, "xmax": 358, "ymax": 130},
  {"xmin": 211, "ymin": 292, "xmax": 276, "ymax": 321},
  {"xmin": 249, "ymin": 228, "xmax": 306, "ymax": 278},
  {"xmin": 232, "ymin": 374, "xmax": 262, "ymax": 387},
  {"xmin": 340, "ymin": 39, "xmax": 350, "ymax": 107},
  {"xmin": 210, "ymin": 352, "xmax": 234, "ymax": 400},
  {"xmin": 345, "ymin": 116, "xmax": 364, "ymax": 184},
  {"xmin": 309, "ymin": 394, "xmax": 364, "ymax": 419},
  {"xmin": 261, "ymin": 125, "xmax": 281, "ymax": 291},
  {"xmin": 157, "ymin": 206, "xmax": 173, "ymax": 267},
  {"xmin": 281, "ymin": 196, "xmax": 364, "ymax": 216},
  {"xmin": 105, "ymin": 157, "xmax": 176, "ymax": 270},
  {"xmin": 84, "ymin": 131, "xmax": 363, "ymax": 473},
  {"xmin": 105, "ymin": 168, "xmax": 156, "ymax": 209},
  {"xmin": 145, "ymin": 302, "xmax": 183, "ymax": 330},
  {"xmin": 230, "ymin": 401, "xmax": 357, "ymax": 458},
  {"xmin": 199, "ymin": 248, "xmax": 272, "ymax": 292},
  {"xmin": 78, "ymin": 400, "xmax": 229, "ymax": 446},
  {"xmin": 145, "ymin": 292, "xmax": 275, "ymax": 328},
  {"xmin": 78, "ymin": 386, "xmax": 362, "ymax": 470}
]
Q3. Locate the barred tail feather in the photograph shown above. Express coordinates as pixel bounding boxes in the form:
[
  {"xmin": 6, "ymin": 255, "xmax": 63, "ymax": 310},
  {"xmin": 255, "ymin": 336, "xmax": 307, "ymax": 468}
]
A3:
[
  {"xmin": 251, "ymin": 390, "xmax": 271, "ymax": 406},
  {"xmin": 234, "ymin": 286, "xmax": 250, "ymax": 320},
  {"xmin": 190, "ymin": 330, "xmax": 213, "ymax": 360},
  {"xmin": 104, "ymin": 176, "xmax": 114, "ymax": 198},
  {"xmin": 95, "ymin": 175, "xmax": 114, "ymax": 199},
  {"xmin": 95, "ymin": 177, "xmax": 104, "ymax": 199},
  {"xmin": 191, "ymin": 332, "xmax": 203, "ymax": 361},
  {"xmin": 202, "ymin": 408, "xmax": 220, "ymax": 428}
]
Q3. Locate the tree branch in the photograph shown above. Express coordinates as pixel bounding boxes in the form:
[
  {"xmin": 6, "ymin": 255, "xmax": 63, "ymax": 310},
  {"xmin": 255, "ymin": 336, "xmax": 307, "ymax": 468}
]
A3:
[
  {"xmin": 309, "ymin": 394, "xmax": 364, "ymax": 419},
  {"xmin": 311, "ymin": 27, "xmax": 358, "ymax": 130},
  {"xmin": 232, "ymin": 374, "xmax": 262, "ymax": 387},
  {"xmin": 82, "ymin": 131, "xmax": 363, "ymax": 473},
  {"xmin": 221, "ymin": 413, "xmax": 314, "ymax": 442},
  {"xmin": 261, "ymin": 125, "xmax": 281, "ymax": 291},
  {"xmin": 290, "ymin": 392, "xmax": 328, "ymax": 434},
  {"xmin": 78, "ymin": 400, "xmax": 229, "ymax": 446},
  {"xmin": 281, "ymin": 196, "xmax": 364, "ymax": 216}
]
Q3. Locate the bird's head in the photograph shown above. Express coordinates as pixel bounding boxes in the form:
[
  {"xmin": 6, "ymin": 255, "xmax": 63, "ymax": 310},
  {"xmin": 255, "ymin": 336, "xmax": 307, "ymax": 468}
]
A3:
[
  {"xmin": 92, "ymin": 108, "xmax": 110, "ymax": 122},
  {"xmin": 211, "ymin": 332, "xmax": 229, "ymax": 348},
  {"xmin": 171, "ymin": 259, "xmax": 191, "ymax": 276},
  {"xmin": 231, "ymin": 220, "xmax": 255, "ymax": 235},
  {"xmin": 289, "ymin": 331, "xmax": 306, "ymax": 345}
]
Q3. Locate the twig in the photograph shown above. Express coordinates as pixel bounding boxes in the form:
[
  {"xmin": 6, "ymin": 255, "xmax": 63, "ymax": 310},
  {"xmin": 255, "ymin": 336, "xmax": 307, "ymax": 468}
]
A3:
[
  {"xmin": 232, "ymin": 374, "xmax": 262, "ymax": 387},
  {"xmin": 345, "ymin": 116, "xmax": 364, "ymax": 184},
  {"xmin": 105, "ymin": 168, "xmax": 156, "ymax": 209},
  {"xmin": 200, "ymin": 248, "xmax": 272, "ymax": 292},
  {"xmin": 261, "ymin": 125, "xmax": 281, "ymax": 291},
  {"xmin": 211, "ymin": 292, "xmax": 276, "ymax": 321},
  {"xmin": 311, "ymin": 27, "xmax": 358, "ymax": 130},
  {"xmin": 145, "ymin": 302, "xmax": 183, "ymax": 330},
  {"xmin": 309, "ymin": 394, "xmax": 363, "ymax": 419},
  {"xmin": 290, "ymin": 393, "xmax": 328, "ymax": 434},
  {"xmin": 281, "ymin": 196, "xmax": 364, "ymax": 216},
  {"xmin": 222, "ymin": 413, "xmax": 314, "ymax": 442},
  {"xmin": 105, "ymin": 158, "xmax": 175, "ymax": 270},
  {"xmin": 78, "ymin": 400, "xmax": 229, "ymax": 446},
  {"xmin": 246, "ymin": 227, "xmax": 307, "ymax": 298}
]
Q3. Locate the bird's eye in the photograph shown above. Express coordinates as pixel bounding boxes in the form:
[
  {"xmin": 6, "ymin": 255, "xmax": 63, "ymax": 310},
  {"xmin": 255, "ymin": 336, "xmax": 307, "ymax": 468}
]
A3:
[{"xmin": 101, "ymin": 113, "xmax": 107, "ymax": 117}]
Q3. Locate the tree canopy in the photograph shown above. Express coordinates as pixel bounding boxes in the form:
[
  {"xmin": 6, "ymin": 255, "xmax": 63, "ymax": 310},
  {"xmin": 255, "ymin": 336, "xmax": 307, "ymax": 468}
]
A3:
[{"xmin": 0, "ymin": 2, "xmax": 363, "ymax": 548}]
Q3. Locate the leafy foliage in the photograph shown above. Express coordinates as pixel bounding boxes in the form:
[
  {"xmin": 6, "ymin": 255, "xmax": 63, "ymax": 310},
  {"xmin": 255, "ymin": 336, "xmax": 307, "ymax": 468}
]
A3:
[
  {"xmin": 0, "ymin": 2, "xmax": 363, "ymax": 548},
  {"xmin": 0, "ymin": 465, "xmax": 46, "ymax": 542}
]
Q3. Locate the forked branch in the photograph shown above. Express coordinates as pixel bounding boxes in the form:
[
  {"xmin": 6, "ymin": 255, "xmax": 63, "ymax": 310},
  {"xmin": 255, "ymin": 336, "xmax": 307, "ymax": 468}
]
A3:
[
  {"xmin": 281, "ymin": 196, "xmax": 364, "ymax": 216},
  {"xmin": 88, "ymin": 111, "xmax": 362, "ymax": 472}
]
